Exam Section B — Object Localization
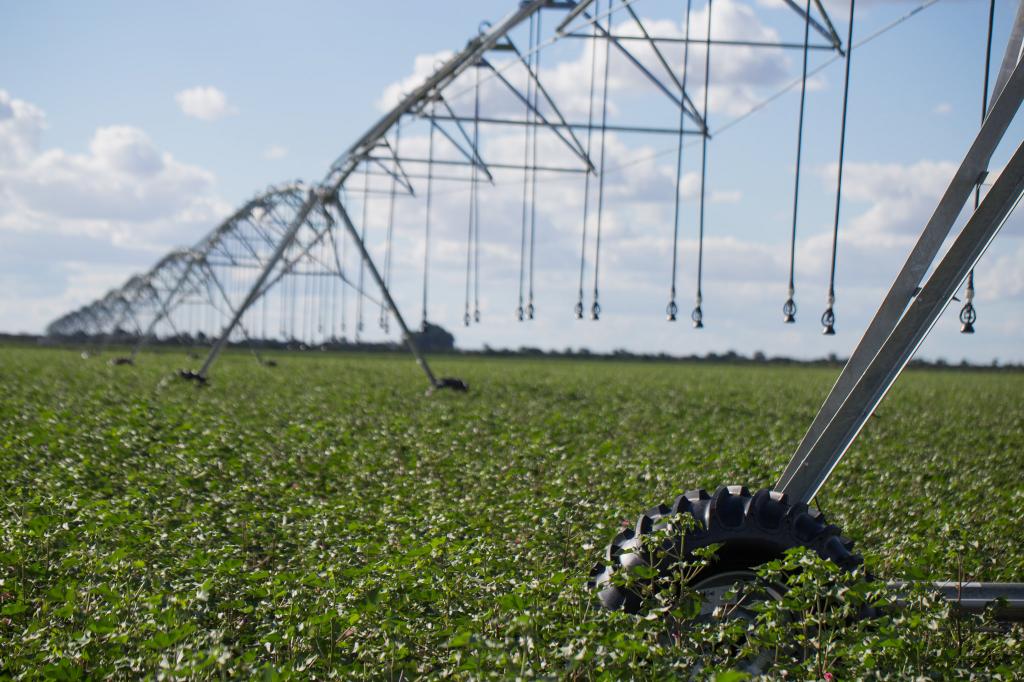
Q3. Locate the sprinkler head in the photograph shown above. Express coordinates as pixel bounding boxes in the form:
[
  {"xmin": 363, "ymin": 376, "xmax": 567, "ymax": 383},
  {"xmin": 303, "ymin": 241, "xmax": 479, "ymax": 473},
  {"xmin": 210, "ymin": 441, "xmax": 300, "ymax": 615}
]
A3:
[
  {"xmin": 959, "ymin": 303, "xmax": 976, "ymax": 334},
  {"xmin": 783, "ymin": 298, "xmax": 797, "ymax": 324},
  {"xmin": 821, "ymin": 307, "xmax": 836, "ymax": 336}
]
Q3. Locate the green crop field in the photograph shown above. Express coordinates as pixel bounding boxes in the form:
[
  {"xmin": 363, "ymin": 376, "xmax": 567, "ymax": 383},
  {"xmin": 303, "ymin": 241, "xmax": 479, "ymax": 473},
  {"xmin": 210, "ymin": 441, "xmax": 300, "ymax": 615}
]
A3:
[{"xmin": 1, "ymin": 344, "xmax": 1022, "ymax": 678}]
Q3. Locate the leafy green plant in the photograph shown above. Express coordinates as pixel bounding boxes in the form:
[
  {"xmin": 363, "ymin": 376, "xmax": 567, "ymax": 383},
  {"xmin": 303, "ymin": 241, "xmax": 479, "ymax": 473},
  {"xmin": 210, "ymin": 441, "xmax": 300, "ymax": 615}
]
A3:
[{"xmin": 0, "ymin": 344, "xmax": 1021, "ymax": 678}]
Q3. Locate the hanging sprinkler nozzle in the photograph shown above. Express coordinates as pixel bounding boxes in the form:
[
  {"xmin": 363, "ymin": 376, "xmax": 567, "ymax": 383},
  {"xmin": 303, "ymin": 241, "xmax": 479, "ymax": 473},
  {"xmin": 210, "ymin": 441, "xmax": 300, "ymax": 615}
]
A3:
[{"xmin": 783, "ymin": 296, "xmax": 797, "ymax": 324}]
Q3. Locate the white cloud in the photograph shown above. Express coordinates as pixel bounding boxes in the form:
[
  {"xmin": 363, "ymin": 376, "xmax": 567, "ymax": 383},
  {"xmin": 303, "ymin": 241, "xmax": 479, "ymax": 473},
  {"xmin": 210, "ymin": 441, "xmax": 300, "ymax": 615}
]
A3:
[
  {"xmin": 934, "ymin": 102, "xmax": 952, "ymax": 115},
  {"xmin": 0, "ymin": 90, "xmax": 232, "ymax": 331},
  {"xmin": 820, "ymin": 159, "xmax": 957, "ymax": 245},
  {"xmin": 980, "ymin": 239, "xmax": 1024, "ymax": 301},
  {"xmin": 0, "ymin": 89, "xmax": 46, "ymax": 167},
  {"xmin": 175, "ymin": 86, "xmax": 237, "ymax": 121},
  {"xmin": 264, "ymin": 144, "xmax": 288, "ymax": 160},
  {"xmin": 3, "ymin": 125, "xmax": 224, "ymax": 240}
]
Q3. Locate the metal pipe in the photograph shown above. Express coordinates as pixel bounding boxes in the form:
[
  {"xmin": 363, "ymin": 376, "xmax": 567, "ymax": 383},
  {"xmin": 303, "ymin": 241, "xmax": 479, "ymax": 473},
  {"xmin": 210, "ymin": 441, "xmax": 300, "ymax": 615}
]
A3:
[
  {"xmin": 777, "ymin": 56, "xmax": 1024, "ymax": 500},
  {"xmin": 560, "ymin": 31, "xmax": 835, "ymax": 51},
  {"xmin": 779, "ymin": 135, "xmax": 1024, "ymax": 503},
  {"xmin": 421, "ymin": 114, "xmax": 703, "ymax": 136},
  {"xmin": 890, "ymin": 582, "xmax": 1024, "ymax": 621}
]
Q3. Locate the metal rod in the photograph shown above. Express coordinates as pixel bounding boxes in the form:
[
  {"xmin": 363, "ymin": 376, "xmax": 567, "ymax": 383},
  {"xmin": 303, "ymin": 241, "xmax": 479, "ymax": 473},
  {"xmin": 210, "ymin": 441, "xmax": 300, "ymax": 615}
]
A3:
[
  {"xmin": 328, "ymin": 198, "xmax": 439, "ymax": 388},
  {"xmin": 779, "ymin": 136, "xmax": 1024, "ymax": 503},
  {"xmin": 887, "ymin": 581, "xmax": 1024, "ymax": 621},
  {"xmin": 561, "ymin": 31, "xmax": 835, "ymax": 51},
  {"xmin": 777, "ymin": 57, "xmax": 1024, "ymax": 500},
  {"xmin": 422, "ymin": 113, "xmax": 702, "ymax": 136},
  {"xmin": 367, "ymin": 155, "xmax": 590, "ymax": 174}
]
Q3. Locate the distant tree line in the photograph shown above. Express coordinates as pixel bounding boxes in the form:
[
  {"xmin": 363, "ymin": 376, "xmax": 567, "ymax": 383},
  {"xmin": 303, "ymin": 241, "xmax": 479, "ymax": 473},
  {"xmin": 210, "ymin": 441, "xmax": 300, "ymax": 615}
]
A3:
[{"xmin": 10, "ymin": 326, "xmax": 1021, "ymax": 371}]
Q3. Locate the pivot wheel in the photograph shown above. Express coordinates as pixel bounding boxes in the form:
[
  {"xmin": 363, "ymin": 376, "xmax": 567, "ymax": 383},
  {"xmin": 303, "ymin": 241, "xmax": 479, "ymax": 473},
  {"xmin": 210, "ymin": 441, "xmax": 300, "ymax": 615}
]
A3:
[{"xmin": 588, "ymin": 485, "xmax": 861, "ymax": 613}]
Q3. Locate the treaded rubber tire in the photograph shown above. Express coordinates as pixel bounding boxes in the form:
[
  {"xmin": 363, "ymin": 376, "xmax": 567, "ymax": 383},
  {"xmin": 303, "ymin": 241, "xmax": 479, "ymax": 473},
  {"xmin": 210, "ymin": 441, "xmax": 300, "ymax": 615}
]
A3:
[{"xmin": 588, "ymin": 485, "xmax": 861, "ymax": 613}]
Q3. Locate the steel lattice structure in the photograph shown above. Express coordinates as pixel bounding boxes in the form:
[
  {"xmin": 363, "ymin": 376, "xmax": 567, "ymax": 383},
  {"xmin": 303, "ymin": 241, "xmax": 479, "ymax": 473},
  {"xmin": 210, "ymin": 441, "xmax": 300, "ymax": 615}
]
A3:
[
  {"xmin": 48, "ymin": 0, "xmax": 1023, "ymax": 468},
  {"xmin": 49, "ymin": 0, "xmax": 866, "ymax": 377}
]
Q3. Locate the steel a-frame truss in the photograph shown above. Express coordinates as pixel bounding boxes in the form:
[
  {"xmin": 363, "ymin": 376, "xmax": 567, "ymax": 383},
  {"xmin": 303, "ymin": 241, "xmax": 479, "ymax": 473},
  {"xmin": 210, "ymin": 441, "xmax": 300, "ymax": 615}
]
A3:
[
  {"xmin": 50, "ymin": 0, "xmax": 848, "ymax": 384},
  {"xmin": 777, "ymin": 4, "xmax": 1024, "ymax": 504},
  {"xmin": 153, "ymin": 0, "xmax": 843, "ymax": 387}
]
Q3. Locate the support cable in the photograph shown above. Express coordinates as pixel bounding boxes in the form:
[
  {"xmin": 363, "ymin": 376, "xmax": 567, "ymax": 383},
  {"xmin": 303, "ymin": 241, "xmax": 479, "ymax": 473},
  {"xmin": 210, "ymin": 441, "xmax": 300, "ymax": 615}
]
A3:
[
  {"xmin": 784, "ymin": 0, "xmax": 812, "ymax": 325},
  {"xmin": 464, "ymin": 70, "xmax": 482, "ymax": 327},
  {"xmin": 422, "ymin": 102, "xmax": 437, "ymax": 330},
  {"xmin": 591, "ymin": 1, "xmax": 613, "ymax": 321},
  {"xmin": 318, "ymin": 234, "xmax": 326, "ymax": 342},
  {"xmin": 381, "ymin": 124, "xmax": 401, "ymax": 333},
  {"xmin": 464, "ymin": 96, "xmax": 477, "ymax": 327},
  {"xmin": 821, "ymin": 0, "xmax": 856, "ymax": 336},
  {"xmin": 668, "ymin": 0, "xmax": 694, "ymax": 322},
  {"xmin": 961, "ymin": 0, "xmax": 997, "ymax": 335},
  {"xmin": 527, "ymin": 11, "xmax": 543, "ymax": 321},
  {"xmin": 576, "ymin": 0, "xmax": 602, "ymax": 320},
  {"xmin": 517, "ymin": 13, "xmax": 537, "ymax": 322},
  {"xmin": 341, "ymin": 190, "xmax": 349, "ymax": 339},
  {"xmin": 692, "ymin": 0, "xmax": 713, "ymax": 330},
  {"xmin": 473, "ymin": 62, "xmax": 483, "ymax": 323},
  {"xmin": 357, "ymin": 164, "xmax": 370, "ymax": 340}
]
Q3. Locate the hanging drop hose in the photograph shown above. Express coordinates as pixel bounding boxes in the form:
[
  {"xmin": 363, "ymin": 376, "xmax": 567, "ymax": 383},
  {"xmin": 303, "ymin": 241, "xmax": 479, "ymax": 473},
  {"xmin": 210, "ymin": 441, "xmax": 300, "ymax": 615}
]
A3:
[
  {"xmin": 961, "ymin": 0, "xmax": 996, "ymax": 335},
  {"xmin": 668, "ymin": 0, "xmax": 693, "ymax": 322},
  {"xmin": 822, "ymin": 0, "xmax": 855, "ymax": 337},
  {"xmin": 356, "ymin": 163, "xmax": 370, "ymax": 339},
  {"xmin": 289, "ymin": 271, "xmax": 297, "ymax": 345},
  {"xmin": 517, "ymin": 13, "xmax": 536, "ymax": 323},
  {"xmin": 279, "ymin": 266, "xmax": 287, "ymax": 339},
  {"xmin": 591, "ymin": 3, "xmax": 613, "ymax": 321},
  {"xmin": 422, "ymin": 102, "xmax": 436, "ymax": 331},
  {"xmin": 576, "ymin": 0, "xmax": 601, "ymax": 320},
  {"xmin": 473, "ymin": 64, "xmax": 482, "ymax": 324},
  {"xmin": 692, "ymin": 0, "xmax": 713, "ymax": 330},
  {"xmin": 341, "ymin": 192, "xmax": 349, "ymax": 340},
  {"xmin": 464, "ymin": 70, "xmax": 482, "ymax": 328},
  {"xmin": 784, "ymin": 0, "xmax": 812, "ymax": 325},
  {"xmin": 381, "ymin": 124, "xmax": 401, "ymax": 333},
  {"xmin": 527, "ymin": 11, "xmax": 543, "ymax": 321},
  {"xmin": 317, "ymin": 237, "xmax": 326, "ymax": 341},
  {"xmin": 464, "ymin": 112, "xmax": 477, "ymax": 327}
]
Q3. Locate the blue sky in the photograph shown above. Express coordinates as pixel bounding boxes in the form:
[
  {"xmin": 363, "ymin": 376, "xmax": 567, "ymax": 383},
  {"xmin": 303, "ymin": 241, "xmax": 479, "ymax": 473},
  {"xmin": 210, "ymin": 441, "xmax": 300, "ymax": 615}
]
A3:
[{"xmin": 2, "ymin": 0, "xmax": 1022, "ymax": 362}]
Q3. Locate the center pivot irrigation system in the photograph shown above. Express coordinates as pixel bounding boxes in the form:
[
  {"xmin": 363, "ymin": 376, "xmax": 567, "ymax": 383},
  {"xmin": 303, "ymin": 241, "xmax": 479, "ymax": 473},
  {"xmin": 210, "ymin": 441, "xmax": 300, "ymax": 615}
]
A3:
[{"xmin": 48, "ymin": 0, "xmax": 1024, "ymax": 621}]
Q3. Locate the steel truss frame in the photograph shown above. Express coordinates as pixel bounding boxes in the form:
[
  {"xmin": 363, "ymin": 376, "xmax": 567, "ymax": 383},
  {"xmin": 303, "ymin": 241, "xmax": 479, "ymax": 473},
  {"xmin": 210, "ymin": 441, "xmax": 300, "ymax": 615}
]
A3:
[{"xmin": 51, "ymin": 0, "xmax": 846, "ymax": 387}]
